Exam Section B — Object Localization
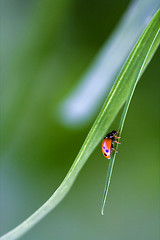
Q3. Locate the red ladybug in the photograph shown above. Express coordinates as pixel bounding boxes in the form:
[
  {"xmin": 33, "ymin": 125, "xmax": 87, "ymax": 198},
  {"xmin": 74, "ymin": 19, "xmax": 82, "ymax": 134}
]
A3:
[{"xmin": 102, "ymin": 130, "xmax": 121, "ymax": 159}]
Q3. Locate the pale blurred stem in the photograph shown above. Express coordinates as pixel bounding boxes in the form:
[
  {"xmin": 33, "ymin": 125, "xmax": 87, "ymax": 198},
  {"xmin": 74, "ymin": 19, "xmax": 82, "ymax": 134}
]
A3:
[{"xmin": 101, "ymin": 27, "xmax": 160, "ymax": 215}]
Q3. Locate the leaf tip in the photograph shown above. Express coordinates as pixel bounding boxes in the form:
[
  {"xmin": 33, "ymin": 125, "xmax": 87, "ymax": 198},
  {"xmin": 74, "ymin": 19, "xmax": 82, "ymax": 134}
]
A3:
[{"xmin": 101, "ymin": 209, "xmax": 104, "ymax": 216}]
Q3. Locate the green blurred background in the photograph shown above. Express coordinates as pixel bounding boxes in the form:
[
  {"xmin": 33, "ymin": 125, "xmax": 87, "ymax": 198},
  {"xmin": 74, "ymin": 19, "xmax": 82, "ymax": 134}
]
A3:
[{"xmin": 0, "ymin": 0, "xmax": 160, "ymax": 239}]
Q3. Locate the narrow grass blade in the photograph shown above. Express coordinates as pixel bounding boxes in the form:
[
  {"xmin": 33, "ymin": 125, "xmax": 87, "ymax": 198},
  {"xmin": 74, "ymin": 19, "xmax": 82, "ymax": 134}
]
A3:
[
  {"xmin": 101, "ymin": 22, "xmax": 160, "ymax": 214},
  {"xmin": 1, "ymin": 8, "xmax": 160, "ymax": 240}
]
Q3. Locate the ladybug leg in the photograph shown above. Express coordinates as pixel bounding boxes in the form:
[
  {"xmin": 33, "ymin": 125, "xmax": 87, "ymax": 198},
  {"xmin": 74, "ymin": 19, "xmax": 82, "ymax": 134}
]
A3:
[
  {"xmin": 113, "ymin": 140, "xmax": 121, "ymax": 144},
  {"xmin": 114, "ymin": 136, "xmax": 121, "ymax": 139},
  {"xmin": 111, "ymin": 148, "xmax": 118, "ymax": 153}
]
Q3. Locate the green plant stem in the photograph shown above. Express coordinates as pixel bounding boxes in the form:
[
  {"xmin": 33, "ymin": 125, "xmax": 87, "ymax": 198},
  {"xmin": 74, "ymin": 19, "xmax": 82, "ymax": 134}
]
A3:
[
  {"xmin": 101, "ymin": 84, "xmax": 136, "ymax": 215},
  {"xmin": 101, "ymin": 25, "xmax": 160, "ymax": 215}
]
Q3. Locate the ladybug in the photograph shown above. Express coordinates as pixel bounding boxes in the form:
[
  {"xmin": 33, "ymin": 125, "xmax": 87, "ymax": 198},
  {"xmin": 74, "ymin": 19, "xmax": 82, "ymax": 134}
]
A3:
[{"xmin": 102, "ymin": 130, "xmax": 121, "ymax": 159}]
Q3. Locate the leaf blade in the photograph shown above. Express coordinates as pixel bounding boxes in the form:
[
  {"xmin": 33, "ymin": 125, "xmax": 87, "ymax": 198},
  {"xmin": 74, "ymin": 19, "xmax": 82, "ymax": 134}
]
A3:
[{"xmin": 101, "ymin": 23, "xmax": 160, "ymax": 215}]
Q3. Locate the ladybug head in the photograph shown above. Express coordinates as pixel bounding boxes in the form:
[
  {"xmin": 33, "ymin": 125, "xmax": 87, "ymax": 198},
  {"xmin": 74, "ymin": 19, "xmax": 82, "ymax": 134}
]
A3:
[{"xmin": 112, "ymin": 130, "xmax": 118, "ymax": 135}]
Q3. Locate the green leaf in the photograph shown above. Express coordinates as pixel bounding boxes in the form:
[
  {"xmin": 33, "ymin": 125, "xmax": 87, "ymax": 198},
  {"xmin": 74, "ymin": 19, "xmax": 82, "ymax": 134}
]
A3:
[
  {"xmin": 1, "ymin": 8, "xmax": 160, "ymax": 240},
  {"xmin": 101, "ymin": 9, "xmax": 160, "ymax": 214}
]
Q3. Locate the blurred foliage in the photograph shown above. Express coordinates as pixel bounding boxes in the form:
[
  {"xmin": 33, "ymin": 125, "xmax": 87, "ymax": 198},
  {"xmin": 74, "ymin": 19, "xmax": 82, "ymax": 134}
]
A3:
[{"xmin": 0, "ymin": 0, "xmax": 160, "ymax": 240}]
